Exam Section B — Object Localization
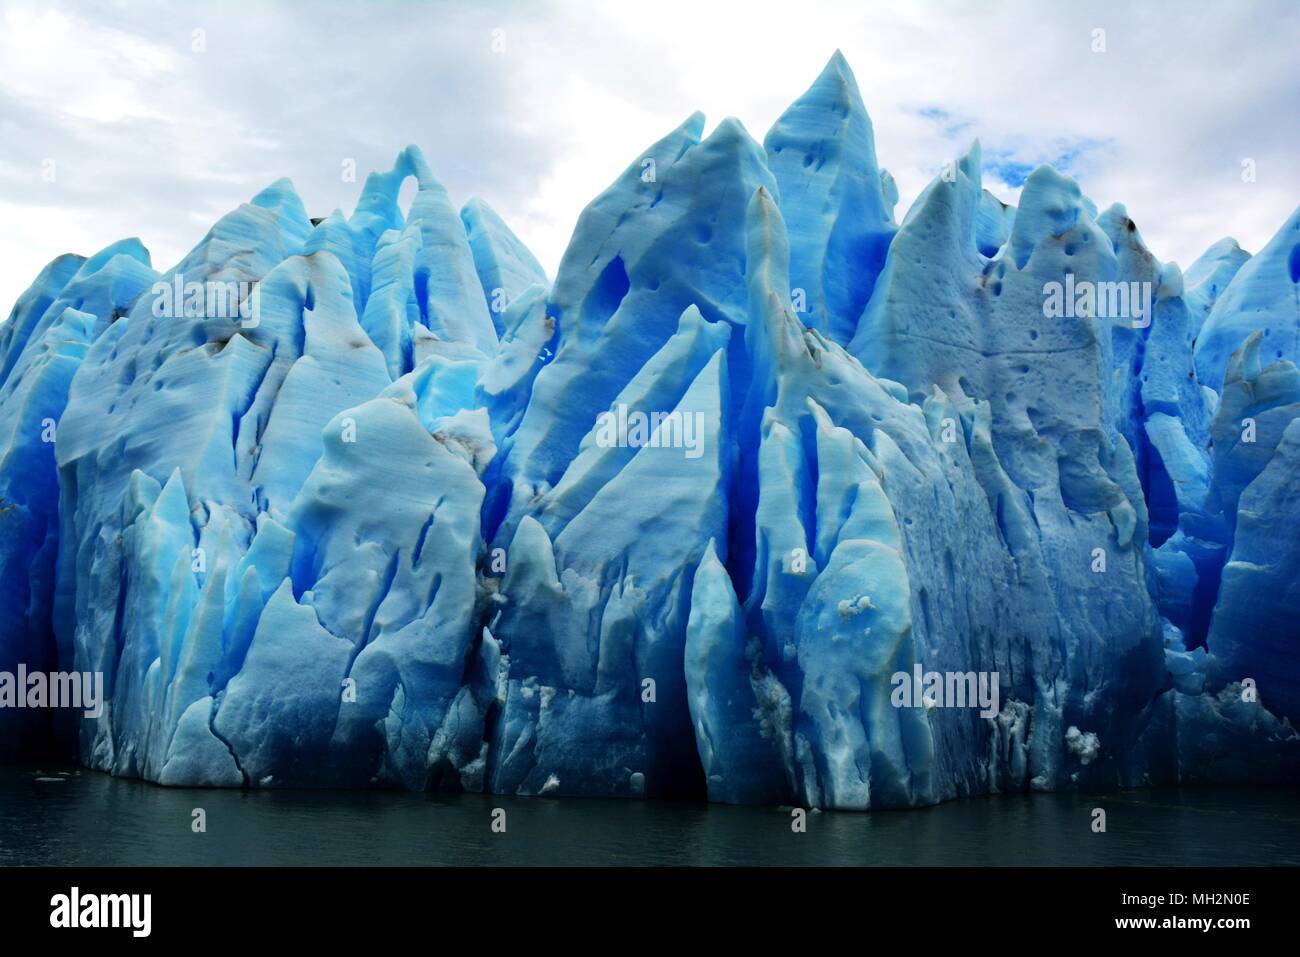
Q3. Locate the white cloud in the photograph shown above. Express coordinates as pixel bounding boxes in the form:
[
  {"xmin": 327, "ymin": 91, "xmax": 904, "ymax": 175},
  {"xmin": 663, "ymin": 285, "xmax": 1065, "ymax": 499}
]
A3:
[{"xmin": 1, "ymin": 0, "xmax": 1297, "ymax": 313}]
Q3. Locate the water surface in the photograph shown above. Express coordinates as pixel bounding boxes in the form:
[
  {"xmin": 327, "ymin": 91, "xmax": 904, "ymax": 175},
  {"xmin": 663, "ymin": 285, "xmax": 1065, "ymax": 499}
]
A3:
[{"xmin": 2, "ymin": 766, "xmax": 1296, "ymax": 866}]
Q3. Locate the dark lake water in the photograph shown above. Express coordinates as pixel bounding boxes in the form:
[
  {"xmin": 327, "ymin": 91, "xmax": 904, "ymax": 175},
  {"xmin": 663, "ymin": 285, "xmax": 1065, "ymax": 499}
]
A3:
[{"xmin": 1, "ymin": 766, "xmax": 1296, "ymax": 866}]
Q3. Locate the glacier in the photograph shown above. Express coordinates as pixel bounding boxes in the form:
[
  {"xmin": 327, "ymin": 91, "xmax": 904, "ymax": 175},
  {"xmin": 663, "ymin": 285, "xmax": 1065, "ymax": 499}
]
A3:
[{"xmin": 1, "ymin": 52, "xmax": 1298, "ymax": 807}]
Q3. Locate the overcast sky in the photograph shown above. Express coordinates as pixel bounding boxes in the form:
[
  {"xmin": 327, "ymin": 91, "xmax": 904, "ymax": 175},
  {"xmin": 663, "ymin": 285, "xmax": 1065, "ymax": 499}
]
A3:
[{"xmin": 2, "ymin": 0, "xmax": 1297, "ymax": 312}]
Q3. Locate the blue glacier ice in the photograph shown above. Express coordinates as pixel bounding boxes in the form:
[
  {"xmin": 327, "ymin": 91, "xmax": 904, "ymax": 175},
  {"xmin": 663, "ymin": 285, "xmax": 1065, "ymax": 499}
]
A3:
[{"xmin": 1, "ymin": 52, "xmax": 1297, "ymax": 803}]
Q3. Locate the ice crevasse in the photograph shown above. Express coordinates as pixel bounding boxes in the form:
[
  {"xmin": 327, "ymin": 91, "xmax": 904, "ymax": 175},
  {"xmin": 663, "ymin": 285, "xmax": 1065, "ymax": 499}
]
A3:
[{"xmin": 1, "ymin": 52, "xmax": 1297, "ymax": 807}]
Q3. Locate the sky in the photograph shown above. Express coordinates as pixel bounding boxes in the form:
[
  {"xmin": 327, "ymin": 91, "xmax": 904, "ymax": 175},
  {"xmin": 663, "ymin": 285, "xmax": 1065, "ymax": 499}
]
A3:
[{"xmin": 2, "ymin": 0, "xmax": 1298, "ymax": 312}]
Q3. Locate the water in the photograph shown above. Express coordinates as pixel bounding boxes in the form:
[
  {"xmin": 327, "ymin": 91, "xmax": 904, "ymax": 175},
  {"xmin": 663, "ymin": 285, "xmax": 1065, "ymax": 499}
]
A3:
[{"xmin": 1, "ymin": 766, "xmax": 1296, "ymax": 866}]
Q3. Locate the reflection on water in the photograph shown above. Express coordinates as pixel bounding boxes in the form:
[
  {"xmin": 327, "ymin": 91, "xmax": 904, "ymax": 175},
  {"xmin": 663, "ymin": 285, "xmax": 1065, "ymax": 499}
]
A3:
[{"xmin": 1, "ymin": 766, "xmax": 1296, "ymax": 866}]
